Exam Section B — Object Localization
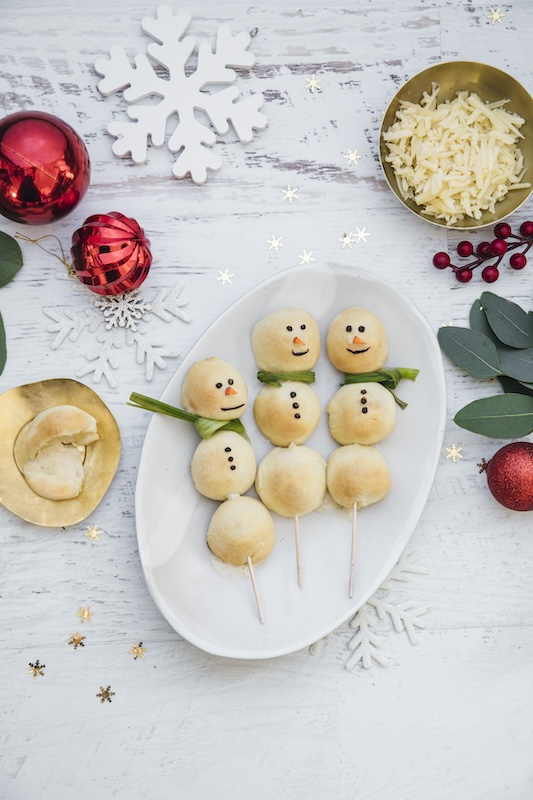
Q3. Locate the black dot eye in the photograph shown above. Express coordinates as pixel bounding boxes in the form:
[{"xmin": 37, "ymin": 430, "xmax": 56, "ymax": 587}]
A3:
[
  {"xmin": 300, "ymin": 324, "xmax": 306, "ymax": 330},
  {"xmin": 358, "ymin": 326, "xmax": 365, "ymax": 333},
  {"xmin": 216, "ymin": 382, "xmax": 223, "ymax": 388},
  {"xmin": 287, "ymin": 325, "xmax": 293, "ymax": 331},
  {"xmin": 228, "ymin": 378, "xmax": 234, "ymax": 385},
  {"xmin": 346, "ymin": 325, "xmax": 352, "ymax": 332}
]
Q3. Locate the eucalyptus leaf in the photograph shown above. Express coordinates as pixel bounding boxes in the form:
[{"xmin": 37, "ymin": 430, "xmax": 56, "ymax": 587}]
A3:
[
  {"xmin": 469, "ymin": 299, "xmax": 500, "ymax": 345},
  {"xmin": 498, "ymin": 376, "xmax": 533, "ymax": 398},
  {"xmin": 0, "ymin": 311, "xmax": 5, "ymax": 375},
  {"xmin": 0, "ymin": 231, "xmax": 23, "ymax": 288},
  {"xmin": 480, "ymin": 291, "xmax": 532, "ymax": 349},
  {"xmin": 437, "ymin": 326, "xmax": 502, "ymax": 379},
  {"xmin": 454, "ymin": 392, "xmax": 533, "ymax": 438},
  {"xmin": 498, "ymin": 345, "xmax": 533, "ymax": 382}
]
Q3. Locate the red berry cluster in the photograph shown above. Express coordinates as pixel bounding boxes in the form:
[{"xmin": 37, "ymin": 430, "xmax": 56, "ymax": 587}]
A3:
[{"xmin": 432, "ymin": 220, "xmax": 533, "ymax": 283}]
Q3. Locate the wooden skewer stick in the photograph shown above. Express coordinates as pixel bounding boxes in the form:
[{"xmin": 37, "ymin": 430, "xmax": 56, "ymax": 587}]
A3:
[
  {"xmin": 349, "ymin": 502, "xmax": 357, "ymax": 598},
  {"xmin": 294, "ymin": 515, "xmax": 302, "ymax": 587},
  {"xmin": 246, "ymin": 555, "xmax": 265, "ymax": 624}
]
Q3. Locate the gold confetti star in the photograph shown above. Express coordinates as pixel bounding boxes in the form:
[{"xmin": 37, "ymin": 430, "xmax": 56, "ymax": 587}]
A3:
[
  {"xmin": 267, "ymin": 234, "xmax": 284, "ymax": 252},
  {"xmin": 27, "ymin": 660, "xmax": 46, "ymax": 679},
  {"xmin": 129, "ymin": 642, "xmax": 148, "ymax": 660},
  {"xmin": 339, "ymin": 232, "xmax": 357, "ymax": 249},
  {"xmin": 217, "ymin": 269, "xmax": 234, "ymax": 285},
  {"xmin": 487, "ymin": 7, "xmax": 505, "ymax": 23},
  {"xmin": 281, "ymin": 185, "xmax": 298, "ymax": 203},
  {"xmin": 96, "ymin": 685, "xmax": 115, "ymax": 704},
  {"xmin": 68, "ymin": 632, "xmax": 86, "ymax": 650},
  {"xmin": 298, "ymin": 249, "xmax": 315, "ymax": 265},
  {"xmin": 84, "ymin": 525, "xmax": 103, "ymax": 543},
  {"xmin": 76, "ymin": 605, "xmax": 94, "ymax": 623},
  {"xmin": 344, "ymin": 149, "xmax": 362, "ymax": 166},
  {"xmin": 446, "ymin": 444, "xmax": 463, "ymax": 462},
  {"xmin": 305, "ymin": 74, "xmax": 322, "ymax": 93}
]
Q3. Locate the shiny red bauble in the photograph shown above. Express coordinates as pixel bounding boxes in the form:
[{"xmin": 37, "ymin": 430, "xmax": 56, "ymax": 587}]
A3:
[
  {"xmin": 484, "ymin": 442, "xmax": 533, "ymax": 511},
  {"xmin": 71, "ymin": 212, "xmax": 152, "ymax": 295},
  {"xmin": 0, "ymin": 111, "xmax": 90, "ymax": 224}
]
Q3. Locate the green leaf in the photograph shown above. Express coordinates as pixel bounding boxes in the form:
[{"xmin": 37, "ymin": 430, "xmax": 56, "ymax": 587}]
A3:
[
  {"xmin": 454, "ymin": 393, "xmax": 533, "ymax": 438},
  {"xmin": 0, "ymin": 311, "xmax": 5, "ymax": 375},
  {"xmin": 0, "ymin": 231, "xmax": 23, "ymax": 288},
  {"xmin": 498, "ymin": 346, "xmax": 533, "ymax": 382},
  {"xmin": 480, "ymin": 291, "xmax": 532, "ymax": 349},
  {"xmin": 498, "ymin": 376, "xmax": 533, "ymax": 398},
  {"xmin": 257, "ymin": 369, "xmax": 315, "ymax": 386},
  {"xmin": 437, "ymin": 326, "xmax": 502, "ymax": 379},
  {"xmin": 469, "ymin": 299, "xmax": 500, "ymax": 346}
]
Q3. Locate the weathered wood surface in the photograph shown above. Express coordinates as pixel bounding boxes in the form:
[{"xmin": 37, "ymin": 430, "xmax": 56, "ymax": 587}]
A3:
[{"xmin": 1, "ymin": 2, "xmax": 532, "ymax": 798}]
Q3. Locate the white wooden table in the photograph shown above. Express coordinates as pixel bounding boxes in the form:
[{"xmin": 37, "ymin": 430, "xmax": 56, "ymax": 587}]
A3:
[{"xmin": 1, "ymin": 2, "xmax": 532, "ymax": 798}]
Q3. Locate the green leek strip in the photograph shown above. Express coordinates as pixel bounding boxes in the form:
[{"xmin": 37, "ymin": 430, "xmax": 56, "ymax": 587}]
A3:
[
  {"xmin": 343, "ymin": 368, "xmax": 419, "ymax": 410},
  {"xmin": 257, "ymin": 369, "xmax": 316, "ymax": 387},
  {"xmin": 128, "ymin": 392, "xmax": 249, "ymax": 440}
]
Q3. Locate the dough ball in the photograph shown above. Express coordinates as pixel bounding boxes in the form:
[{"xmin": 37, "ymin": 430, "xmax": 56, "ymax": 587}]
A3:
[
  {"xmin": 252, "ymin": 308, "xmax": 320, "ymax": 372},
  {"xmin": 326, "ymin": 307, "xmax": 387, "ymax": 374},
  {"xmin": 327, "ymin": 444, "xmax": 391, "ymax": 509},
  {"xmin": 254, "ymin": 382, "xmax": 321, "ymax": 446},
  {"xmin": 22, "ymin": 440, "xmax": 86, "ymax": 500},
  {"xmin": 207, "ymin": 495, "xmax": 276, "ymax": 566},
  {"xmin": 255, "ymin": 442, "xmax": 327, "ymax": 517},
  {"xmin": 191, "ymin": 431, "xmax": 256, "ymax": 500},
  {"xmin": 24, "ymin": 404, "xmax": 98, "ymax": 461},
  {"xmin": 327, "ymin": 383, "xmax": 396, "ymax": 445},
  {"xmin": 181, "ymin": 358, "xmax": 248, "ymax": 420}
]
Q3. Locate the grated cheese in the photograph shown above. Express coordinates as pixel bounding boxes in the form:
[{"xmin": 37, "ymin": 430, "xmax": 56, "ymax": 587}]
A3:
[{"xmin": 382, "ymin": 83, "xmax": 530, "ymax": 224}]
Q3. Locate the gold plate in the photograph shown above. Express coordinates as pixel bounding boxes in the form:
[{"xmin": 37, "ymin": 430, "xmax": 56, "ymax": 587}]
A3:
[
  {"xmin": 379, "ymin": 61, "xmax": 533, "ymax": 229},
  {"xmin": 0, "ymin": 378, "xmax": 121, "ymax": 527}
]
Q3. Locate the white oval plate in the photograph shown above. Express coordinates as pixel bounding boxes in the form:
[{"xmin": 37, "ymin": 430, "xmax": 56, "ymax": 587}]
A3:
[{"xmin": 135, "ymin": 263, "xmax": 446, "ymax": 659}]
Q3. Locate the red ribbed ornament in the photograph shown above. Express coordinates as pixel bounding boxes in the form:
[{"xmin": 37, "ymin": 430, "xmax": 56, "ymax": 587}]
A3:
[
  {"xmin": 0, "ymin": 111, "xmax": 90, "ymax": 224},
  {"xmin": 70, "ymin": 212, "xmax": 152, "ymax": 295}
]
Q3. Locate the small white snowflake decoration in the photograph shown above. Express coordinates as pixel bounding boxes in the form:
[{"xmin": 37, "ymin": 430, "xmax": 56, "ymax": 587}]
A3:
[{"xmin": 94, "ymin": 6, "xmax": 267, "ymax": 184}]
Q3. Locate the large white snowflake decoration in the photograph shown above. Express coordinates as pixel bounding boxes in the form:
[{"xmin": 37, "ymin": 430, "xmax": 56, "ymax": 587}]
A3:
[
  {"xmin": 310, "ymin": 550, "xmax": 431, "ymax": 670},
  {"xmin": 44, "ymin": 283, "xmax": 191, "ymax": 388},
  {"xmin": 94, "ymin": 6, "xmax": 268, "ymax": 184}
]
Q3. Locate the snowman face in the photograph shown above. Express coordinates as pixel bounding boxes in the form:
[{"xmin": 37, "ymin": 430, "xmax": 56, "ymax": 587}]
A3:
[
  {"xmin": 326, "ymin": 307, "xmax": 387, "ymax": 373},
  {"xmin": 180, "ymin": 357, "xmax": 249, "ymax": 420},
  {"xmin": 252, "ymin": 308, "xmax": 320, "ymax": 372}
]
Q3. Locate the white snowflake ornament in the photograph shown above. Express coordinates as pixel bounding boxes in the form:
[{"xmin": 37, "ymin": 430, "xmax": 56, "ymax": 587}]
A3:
[{"xmin": 94, "ymin": 6, "xmax": 267, "ymax": 184}]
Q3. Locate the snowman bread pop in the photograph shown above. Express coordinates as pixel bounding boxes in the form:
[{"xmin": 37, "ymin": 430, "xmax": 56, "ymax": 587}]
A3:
[
  {"xmin": 130, "ymin": 357, "xmax": 273, "ymax": 622},
  {"xmin": 252, "ymin": 308, "xmax": 322, "ymax": 446}
]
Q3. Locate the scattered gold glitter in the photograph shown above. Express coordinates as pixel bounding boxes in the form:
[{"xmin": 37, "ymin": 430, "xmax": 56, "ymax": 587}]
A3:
[
  {"xmin": 76, "ymin": 605, "xmax": 94, "ymax": 623},
  {"xmin": 96, "ymin": 685, "xmax": 115, "ymax": 704},
  {"xmin": 84, "ymin": 525, "xmax": 103, "ymax": 543},
  {"xmin": 217, "ymin": 269, "xmax": 234, "ymax": 285},
  {"xmin": 129, "ymin": 642, "xmax": 148, "ymax": 660},
  {"xmin": 305, "ymin": 74, "xmax": 322, "ymax": 93},
  {"xmin": 68, "ymin": 632, "xmax": 86, "ymax": 650},
  {"xmin": 344, "ymin": 149, "xmax": 362, "ymax": 166},
  {"xmin": 446, "ymin": 444, "xmax": 463, "ymax": 462},
  {"xmin": 298, "ymin": 250, "xmax": 315, "ymax": 265},
  {"xmin": 487, "ymin": 7, "xmax": 505, "ymax": 23},
  {"xmin": 267, "ymin": 234, "xmax": 284, "ymax": 252},
  {"xmin": 27, "ymin": 660, "xmax": 46, "ymax": 679},
  {"xmin": 281, "ymin": 185, "xmax": 298, "ymax": 203}
]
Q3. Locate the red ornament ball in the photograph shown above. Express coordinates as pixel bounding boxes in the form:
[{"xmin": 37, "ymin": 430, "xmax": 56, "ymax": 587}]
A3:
[
  {"xmin": 0, "ymin": 110, "xmax": 90, "ymax": 224},
  {"xmin": 483, "ymin": 442, "xmax": 533, "ymax": 511},
  {"xmin": 70, "ymin": 212, "xmax": 152, "ymax": 295}
]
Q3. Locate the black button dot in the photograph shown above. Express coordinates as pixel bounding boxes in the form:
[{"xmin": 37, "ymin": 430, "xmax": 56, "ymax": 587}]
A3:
[
  {"xmin": 290, "ymin": 391, "xmax": 297, "ymax": 398},
  {"xmin": 230, "ymin": 465, "xmax": 236, "ymax": 470},
  {"xmin": 362, "ymin": 407, "xmax": 368, "ymax": 414},
  {"xmin": 228, "ymin": 457, "xmax": 234, "ymax": 462},
  {"xmin": 224, "ymin": 447, "xmax": 231, "ymax": 452},
  {"xmin": 295, "ymin": 413, "xmax": 301, "ymax": 419},
  {"xmin": 361, "ymin": 389, "xmax": 367, "ymax": 395},
  {"xmin": 361, "ymin": 398, "xmax": 367, "ymax": 405},
  {"xmin": 292, "ymin": 402, "xmax": 299, "ymax": 409}
]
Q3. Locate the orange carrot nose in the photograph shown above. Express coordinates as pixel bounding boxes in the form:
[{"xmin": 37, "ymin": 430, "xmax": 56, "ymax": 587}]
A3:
[
  {"xmin": 352, "ymin": 335, "xmax": 366, "ymax": 345},
  {"xmin": 225, "ymin": 386, "xmax": 238, "ymax": 395},
  {"xmin": 293, "ymin": 336, "xmax": 305, "ymax": 346}
]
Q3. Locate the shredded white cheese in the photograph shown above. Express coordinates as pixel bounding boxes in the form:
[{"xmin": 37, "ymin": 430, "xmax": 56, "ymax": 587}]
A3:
[{"xmin": 382, "ymin": 83, "xmax": 530, "ymax": 224}]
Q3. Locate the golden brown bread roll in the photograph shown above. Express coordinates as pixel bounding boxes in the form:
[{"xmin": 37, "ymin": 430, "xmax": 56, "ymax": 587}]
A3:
[
  {"xmin": 24, "ymin": 404, "xmax": 98, "ymax": 460},
  {"xmin": 326, "ymin": 307, "xmax": 387, "ymax": 374},
  {"xmin": 252, "ymin": 308, "xmax": 320, "ymax": 372},
  {"xmin": 327, "ymin": 383, "xmax": 397, "ymax": 445},
  {"xmin": 180, "ymin": 358, "xmax": 248, "ymax": 420},
  {"xmin": 21, "ymin": 441, "xmax": 86, "ymax": 501},
  {"xmin": 190, "ymin": 431, "xmax": 256, "ymax": 500},
  {"xmin": 327, "ymin": 444, "xmax": 391, "ymax": 509},
  {"xmin": 255, "ymin": 442, "xmax": 327, "ymax": 517},
  {"xmin": 253, "ymin": 382, "xmax": 321, "ymax": 446},
  {"xmin": 207, "ymin": 495, "xmax": 276, "ymax": 566}
]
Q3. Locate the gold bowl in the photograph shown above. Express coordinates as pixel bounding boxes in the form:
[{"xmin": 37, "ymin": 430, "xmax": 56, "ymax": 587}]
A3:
[{"xmin": 379, "ymin": 61, "xmax": 533, "ymax": 229}]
